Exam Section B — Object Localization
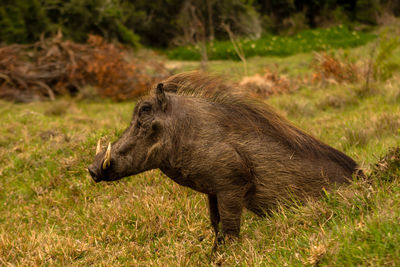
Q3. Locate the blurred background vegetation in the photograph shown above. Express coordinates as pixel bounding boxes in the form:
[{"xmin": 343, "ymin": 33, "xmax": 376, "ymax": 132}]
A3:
[
  {"xmin": 1, "ymin": 0, "xmax": 400, "ymax": 101},
  {"xmin": 1, "ymin": 0, "xmax": 399, "ymax": 48}
]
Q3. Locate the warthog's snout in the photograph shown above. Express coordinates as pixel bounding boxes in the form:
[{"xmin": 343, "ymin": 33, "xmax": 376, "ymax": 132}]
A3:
[
  {"xmin": 88, "ymin": 164, "xmax": 101, "ymax": 182},
  {"xmin": 88, "ymin": 140, "xmax": 113, "ymax": 182}
]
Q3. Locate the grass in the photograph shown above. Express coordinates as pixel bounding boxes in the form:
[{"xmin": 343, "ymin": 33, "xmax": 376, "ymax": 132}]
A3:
[
  {"xmin": 166, "ymin": 25, "xmax": 376, "ymax": 61},
  {"xmin": 1, "ymin": 40, "xmax": 400, "ymax": 265}
]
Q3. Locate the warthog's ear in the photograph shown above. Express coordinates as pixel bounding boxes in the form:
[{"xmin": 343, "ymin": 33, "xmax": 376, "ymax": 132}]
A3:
[{"xmin": 156, "ymin": 83, "xmax": 167, "ymax": 111}]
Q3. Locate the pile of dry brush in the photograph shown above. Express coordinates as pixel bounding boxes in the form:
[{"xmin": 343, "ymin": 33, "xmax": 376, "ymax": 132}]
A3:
[
  {"xmin": 0, "ymin": 31, "xmax": 170, "ymax": 102},
  {"xmin": 311, "ymin": 52, "xmax": 361, "ymax": 84}
]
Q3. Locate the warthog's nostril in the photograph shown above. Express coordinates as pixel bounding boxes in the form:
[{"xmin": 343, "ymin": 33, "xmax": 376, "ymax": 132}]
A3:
[{"xmin": 88, "ymin": 165, "xmax": 100, "ymax": 182}]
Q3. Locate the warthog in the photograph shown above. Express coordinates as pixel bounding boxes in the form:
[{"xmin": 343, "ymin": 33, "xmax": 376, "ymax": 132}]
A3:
[{"xmin": 88, "ymin": 71, "xmax": 362, "ymax": 247}]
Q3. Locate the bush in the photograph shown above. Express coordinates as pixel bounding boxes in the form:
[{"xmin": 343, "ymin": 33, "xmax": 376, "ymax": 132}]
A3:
[
  {"xmin": 0, "ymin": 0, "xmax": 49, "ymax": 43},
  {"xmin": 312, "ymin": 52, "xmax": 361, "ymax": 84},
  {"xmin": 0, "ymin": 0, "xmax": 141, "ymax": 47}
]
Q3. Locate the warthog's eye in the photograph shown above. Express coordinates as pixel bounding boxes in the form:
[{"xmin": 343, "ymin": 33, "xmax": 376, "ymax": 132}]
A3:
[{"xmin": 139, "ymin": 105, "xmax": 152, "ymax": 115}]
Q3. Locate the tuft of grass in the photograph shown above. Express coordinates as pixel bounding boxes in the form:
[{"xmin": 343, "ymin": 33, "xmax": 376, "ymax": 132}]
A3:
[
  {"xmin": 371, "ymin": 147, "xmax": 400, "ymax": 182},
  {"xmin": 275, "ymin": 96, "xmax": 317, "ymax": 118},
  {"xmin": 343, "ymin": 127, "xmax": 370, "ymax": 148},
  {"xmin": 317, "ymin": 91, "xmax": 358, "ymax": 110},
  {"xmin": 43, "ymin": 100, "xmax": 74, "ymax": 117}
]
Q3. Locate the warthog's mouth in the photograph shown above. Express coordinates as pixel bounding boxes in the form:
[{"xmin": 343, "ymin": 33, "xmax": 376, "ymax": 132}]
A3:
[
  {"xmin": 88, "ymin": 139, "xmax": 113, "ymax": 183},
  {"xmin": 88, "ymin": 163, "xmax": 123, "ymax": 183},
  {"xmin": 88, "ymin": 163, "xmax": 103, "ymax": 183}
]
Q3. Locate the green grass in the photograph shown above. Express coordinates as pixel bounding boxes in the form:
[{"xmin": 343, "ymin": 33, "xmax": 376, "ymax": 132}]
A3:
[
  {"xmin": 166, "ymin": 25, "xmax": 376, "ymax": 61},
  {"xmin": 1, "ymin": 42, "xmax": 400, "ymax": 265}
]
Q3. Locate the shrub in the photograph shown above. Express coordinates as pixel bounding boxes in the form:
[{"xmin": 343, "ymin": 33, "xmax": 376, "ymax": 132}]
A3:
[{"xmin": 312, "ymin": 52, "xmax": 361, "ymax": 84}]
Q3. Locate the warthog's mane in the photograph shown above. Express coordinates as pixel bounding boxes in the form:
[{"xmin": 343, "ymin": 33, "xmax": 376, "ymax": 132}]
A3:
[{"xmin": 160, "ymin": 71, "xmax": 358, "ymax": 174}]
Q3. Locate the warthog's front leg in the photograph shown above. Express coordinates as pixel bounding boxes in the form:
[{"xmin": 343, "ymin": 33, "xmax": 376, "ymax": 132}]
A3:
[{"xmin": 207, "ymin": 194, "xmax": 221, "ymax": 252}]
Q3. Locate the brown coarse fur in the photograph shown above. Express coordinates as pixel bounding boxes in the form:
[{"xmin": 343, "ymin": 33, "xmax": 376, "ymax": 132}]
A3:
[{"xmin": 88, "ymin": 71, "xmax": 362, "ymax": 249}]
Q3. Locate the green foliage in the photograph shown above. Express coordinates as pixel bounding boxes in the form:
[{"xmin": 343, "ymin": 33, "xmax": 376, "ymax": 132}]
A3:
[
  {"xmin": 356, "ymin": 0, "xmax": 381, "ymax": 24},
  {"xmin": 0, "ymin": 0, "xmax": 396, "ymax": 47},
  {"xmin": 50, "ymin": 0, "xmax": 141, "ymax": 47},
  {"xmin": 0, "ymin": 0, "xmax": 49, "ymax": 43},
  {"xmin": 116, "ymin": 22, "xmax": 141, "ymax": 48},
  {"xmin": 167, "ymin": 25, "xmax": 376, "ymax": 60},
  {"xmin": 0, "ymin": 0, "xmax": 141, "ymax": 47}
]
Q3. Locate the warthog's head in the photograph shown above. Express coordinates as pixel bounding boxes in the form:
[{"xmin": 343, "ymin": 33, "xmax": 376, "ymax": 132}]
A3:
[{"xmin": 88, "ymin": 83, "xmax": 170, "ymax": 182}]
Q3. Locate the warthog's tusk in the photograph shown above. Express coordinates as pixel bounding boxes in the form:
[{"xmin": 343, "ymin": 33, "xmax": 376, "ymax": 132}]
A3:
[
  {"xmin": 102, "ymin": 142, "xmax": 111, "ymax": 170},
  {"xmin": 96, "ymin": 139, "xmax": 102, "ymax": 155}
]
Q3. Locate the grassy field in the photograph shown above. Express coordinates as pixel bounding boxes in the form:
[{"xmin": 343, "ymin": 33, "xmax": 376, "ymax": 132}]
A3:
[{"xmin": 1, "ymin": 37, "xmax": 400, "ymax": 265}]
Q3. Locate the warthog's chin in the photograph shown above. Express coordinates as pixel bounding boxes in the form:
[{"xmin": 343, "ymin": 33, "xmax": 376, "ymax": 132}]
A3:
[
  {"xmin": 88, "ymin": 164, "xmax": 108, "ymax": 183},
  {"xmin": 88, "ymin": 163, "xmax": 137, "ymax": 183},
  {"xmin": 88, "ymin": 169, "xmax": 121, "ymax": 183},
  {"xmin": 87, "ymin": 164, "xmax": 114, "ymax": 183}
]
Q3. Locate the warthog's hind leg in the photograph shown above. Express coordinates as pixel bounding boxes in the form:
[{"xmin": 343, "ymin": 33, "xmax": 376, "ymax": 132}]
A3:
[{"xmin": 216, "ymin": 190, "xmax": 244, "ymax": 239}]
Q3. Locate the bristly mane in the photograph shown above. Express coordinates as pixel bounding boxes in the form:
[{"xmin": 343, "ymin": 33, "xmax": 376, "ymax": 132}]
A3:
[{"xmin": 160, "ymin": 71, "xmax": 358, "ymax": 174}]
